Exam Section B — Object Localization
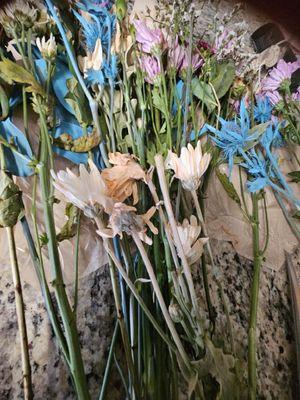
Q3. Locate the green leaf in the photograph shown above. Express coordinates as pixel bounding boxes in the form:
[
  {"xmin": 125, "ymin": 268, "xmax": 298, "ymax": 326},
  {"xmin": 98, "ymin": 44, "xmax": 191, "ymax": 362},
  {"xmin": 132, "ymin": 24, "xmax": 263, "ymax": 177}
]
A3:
[
  {"xmin": 192, "ymin": 79, "xmax": 217, "ymax": 113},
  {"xmin": 216, "ymin": 169, "xmax": 241, "ymax": 206},
  {"xmin": 57, "ymin": 203, "xmax": 80, "ymax": 242},
  {"xmin": 152, "ymin": 87, "xmax": 166, "ymax": 114},
  {"xmin": 65, "ymin": 77, "xmax": 92, "ymax": 126},
  {"xmin": 53, "ymin": 129, "xmax": 100, "ymax": 152},
  {"xmin": 0, "ymin": 58, "xmax": 45, "ymax": 97},
  {"xmin": 0, "ymin": 84, "xmax": 9, "ymax": 121},
  {"xmin": 211, "ymin": 61, "xmax": 235, "ymax": 99},
  {"xmin": 288, "ymin": 171, "xmax": 300, "ymax": 183}
]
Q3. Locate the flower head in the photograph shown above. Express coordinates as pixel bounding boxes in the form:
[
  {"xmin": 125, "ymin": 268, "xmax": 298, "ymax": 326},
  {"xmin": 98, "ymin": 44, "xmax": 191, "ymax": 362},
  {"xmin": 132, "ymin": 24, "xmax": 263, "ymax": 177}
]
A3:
[
  {"xmin": 253, "ymin": 96, "xmax": 273, "ymax": 123},
  {"xmin": 261, "ymin": 59, "xmax": 300, "ymax": 104},
  {"xmin": 97, "ymin": 203, "xmax": 158, "ymax": 245},
  {"xmin": 180, "ymin": 52, "xmax": 203, "ymax": 75},
  {"xmin": 168, "ymin": 38, "xmax": 185, "ymax": 72},
  {"xmin": 102, "ymin": 152, "xmax": 146, "ymax": 204},
  {"xmin": 139, "ymin": 55, "xmax": 161, "ymax": 85},
  {"xmin": 260, "ymin": 121, "xmax": 283, "ymax": 150},
  {"xmin": 166, "ymin": 140, "xmax": 211, "ymax": 191},
  {"xmin": 176, "ymin": 216, "xmax": 208, "ymax": 265},
  {"xmin": 74, "ymin": 8, "xmax": 116, "ymax": 54},
  {"xmin": 204, "ymin": 100, "xmax": 258, "ymax": 178},
  {"xmin": 51, "ymin": 160, "xmax": 114, "ymax": 218},
  {"xmin": 36, "ymin": 33, "xmax": 57, "ymax": 62},
  {"xmin": 0, "ymin": 0, "xmax": 45, "ymax": 36},
  {"xmin": 240, "ymin": 149, "xmax": 271, "ymax": 192},
  {"xmin": 133, "ymin": 19, "xmax": 165, "ymax": 54}
]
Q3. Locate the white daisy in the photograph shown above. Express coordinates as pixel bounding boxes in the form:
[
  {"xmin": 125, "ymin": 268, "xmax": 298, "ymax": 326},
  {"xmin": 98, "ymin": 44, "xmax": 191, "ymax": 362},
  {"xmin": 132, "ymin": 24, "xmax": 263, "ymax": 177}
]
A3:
[
  {"xmin": 166, "ymin": 140, "xmax": 211, "ymax": 191},
  {"xmin": 51, "ymin": 160, "xmax": 113, "ymax": 218}
]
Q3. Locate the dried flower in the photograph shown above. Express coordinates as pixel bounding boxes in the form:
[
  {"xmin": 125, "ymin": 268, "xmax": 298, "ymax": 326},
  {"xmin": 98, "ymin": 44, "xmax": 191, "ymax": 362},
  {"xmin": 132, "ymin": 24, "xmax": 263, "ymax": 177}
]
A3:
[
  {"xmin": 97, "ymin": 202, "xmax": 158, "ymax": 245},
  {"xmin": 176, "ymin": 216, "xmax": 208, "ymax": 265},
  {"xmin": 0, "ymin": 0, "xmax": 49, "ymax": 37},
  {"xmin": 36, "ymin": 33, "xmax": 57, "ymax": 62},
  {"xmin": 82, "ymin": 38, "xmax": 104, "ymax": 73},
  {"xmin": 102, "ymin": 152, "xmax": 146, "ymax": 204},
  {"xmin": 51, "ymin": 160, "xmax": 113, "ymax": 218},
  {"xmin": 166, "ymin": 141, "xmax": 211, "ymax": 191},
  {"xmin": 139, "ymin": 55, "xmax": 161, "ymax": 85},
  {"xmin": 133, "ymin": 19, "xmax": 165, "ymax": 54}
]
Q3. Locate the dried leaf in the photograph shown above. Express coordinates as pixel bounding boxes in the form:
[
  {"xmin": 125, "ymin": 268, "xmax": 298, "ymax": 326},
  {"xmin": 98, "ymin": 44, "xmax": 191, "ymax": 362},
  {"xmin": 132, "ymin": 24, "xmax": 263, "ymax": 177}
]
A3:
[
  {"xmin": 53, "ymin": 129, "xmax": 100, "ymax": 152},
  {"xmin": 0, "ymin": 171, "xmax": 23, "ymax": 227},
  {"xmin": 194, "ymin": 338, "xmax": 242, "ymax": 400},
  {"xmin": 56, "ymin": 203, "xmax": 80, "ymax": 242},
  {"xmin": 288, "ymin": 171, "xmax": 300, "ymax": 183}
]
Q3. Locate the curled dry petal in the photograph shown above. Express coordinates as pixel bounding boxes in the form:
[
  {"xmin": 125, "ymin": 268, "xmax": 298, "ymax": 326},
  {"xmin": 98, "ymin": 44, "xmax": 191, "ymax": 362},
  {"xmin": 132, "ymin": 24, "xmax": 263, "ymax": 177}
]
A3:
[
  {"xmin": 96, "ymin": 202, "xmax": 158, "ymax": 245},
  {"xmin": 102, "ymin": 152, "xmax": 146, "ymax": 204},
  {"xmin": 176, "ymin": 215, "xmax": 208, "ymax": 265}
]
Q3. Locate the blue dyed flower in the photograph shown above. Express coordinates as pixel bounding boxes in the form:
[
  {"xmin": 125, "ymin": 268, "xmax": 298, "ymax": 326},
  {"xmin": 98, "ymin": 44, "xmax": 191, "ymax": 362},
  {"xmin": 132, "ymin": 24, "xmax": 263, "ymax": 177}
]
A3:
[
  {"xmin": 253, "ymin": 96, "xmax": 273, "ymax": 123},
  {"xmin": 204, "ymin": 100, "xmax": 258, "ymax": 177},
  {"xmin": 74, "ymin": 8, "xmax": 116, "ymax": 54},
  {"xmin": 260, "ymin": 121, "xmax": 283, "ymax": 150},
  {"xmin": 103, "ymin": 54, "xmax": 118, "ymax": 81},
  {"xmin": 240, "ymin": 149, "xmax": 271, "ymax": 192}
]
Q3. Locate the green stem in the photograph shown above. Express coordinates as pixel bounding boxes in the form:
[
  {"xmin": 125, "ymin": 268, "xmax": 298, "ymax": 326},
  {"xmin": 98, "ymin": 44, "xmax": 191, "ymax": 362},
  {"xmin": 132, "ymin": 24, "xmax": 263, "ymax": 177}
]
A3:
[
  {"xmin": 132, "ymin": 232, "xmax": 192, "ymax": 375},
  {"xmin": 6, "ymin": 226, "xmax": 33, "ymax": 400},
  {"xmin": 248, "ymin": 193, "xmax": 262, "ymax": 400},
  {"xmin": 38, "ymin": 128, "xmax": 89, "ymax": 398},
  {"xmin": 98, "ymin": 322, "xmax": 119, "ymax": 400},
  {"xmin": 108, "ymin": 257, "xmax": 141, "ymax": 399},
  {"xmin": 73, "ymin": 211, "xmax": 81, "ymax": 319}
]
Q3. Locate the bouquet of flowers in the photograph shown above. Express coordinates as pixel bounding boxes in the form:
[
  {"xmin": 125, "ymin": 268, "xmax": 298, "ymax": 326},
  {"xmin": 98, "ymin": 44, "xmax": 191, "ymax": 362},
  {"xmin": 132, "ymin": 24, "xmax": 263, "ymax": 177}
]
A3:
[{"xmin": 0, "ymin": 0, "xmax": 299, "ymax": 399}]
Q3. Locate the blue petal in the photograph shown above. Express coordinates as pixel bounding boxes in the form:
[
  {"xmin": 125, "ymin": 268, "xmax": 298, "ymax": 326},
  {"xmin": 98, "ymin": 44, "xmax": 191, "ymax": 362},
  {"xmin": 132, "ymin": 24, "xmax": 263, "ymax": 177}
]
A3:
[{"xmin": 0, "ymin": 119, "xmax": 34, "ymax": 176}]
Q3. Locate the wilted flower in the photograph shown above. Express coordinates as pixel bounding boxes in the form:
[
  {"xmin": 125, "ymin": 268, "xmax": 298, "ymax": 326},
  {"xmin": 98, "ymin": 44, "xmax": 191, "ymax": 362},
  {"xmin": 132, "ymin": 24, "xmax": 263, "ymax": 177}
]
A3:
[
  {"xmin": 82, "ymin": 38, "xmax": 103, "ymax": 72},
  {"xmin": 102, "ymin": 152, "xmax": 146, "ymax": 204},
  {"xmin": 36, "ymin": 33, "xmax": 57, "ymax": 62},
  {"xmin": 0, "ymin": 0, "xmax": 37, "ymax": 36},
  {"xmin": 166, "ymin": 140, "xmax": 211, "ymax": 191},
  {"xmin": 111, "ymin": 20, "xmax": 132, "ymax": 54},
  {"xmin": 0, "ymin": 0, "xmax": 49, "ymax": 37},
  {"xmin": 139, "ymin": 55, "xmax": 161, "ymax": 85},
  {"xmin": 176, "ymin": 216, "xmax": 208, "ymax": 265},
  {"xmin": 133, "ymin": 19, "xmax": 165, "ymax": 54},
  {"xmin": 97, "ymin": 202, "xmax": 158, "ymax": 245},
  {"xmin": 51, "ymin": 160, "xmax": 114, "ymax": 218}
]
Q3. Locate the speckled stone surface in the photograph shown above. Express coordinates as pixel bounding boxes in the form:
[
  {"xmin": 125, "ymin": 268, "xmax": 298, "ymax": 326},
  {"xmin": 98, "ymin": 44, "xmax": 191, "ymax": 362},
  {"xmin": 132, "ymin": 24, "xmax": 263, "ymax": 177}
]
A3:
[
  {"xmin": 194, "ymin": 240, "xmax": 298, "ymax": 400},
  {"xmin": 0, "ymin": 266, "xmax": 123, "ymax": 400},
  {"xmin": 0, "ymin": 240, "xmax": 298, "ymax": 399},
  {"xmin": 0, "ymin": 1, "xmax": 299, "ymax": 399}
]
